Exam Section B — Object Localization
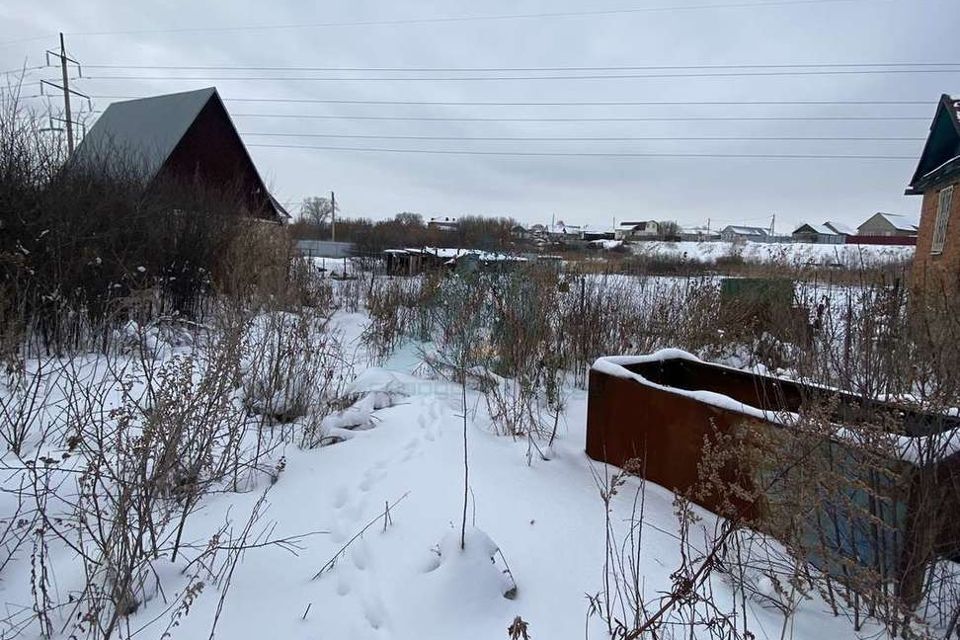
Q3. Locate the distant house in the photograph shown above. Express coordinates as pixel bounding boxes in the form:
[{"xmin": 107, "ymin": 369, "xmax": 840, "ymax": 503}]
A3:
[
  {"xmin": 680, "ymin": 226, "xmax": 721, "ymax": 242},
  {"xmin": 720, "ymin": 225, "xmax": 769, "ymax": 242},
  {"xmin": 427, "ymin": 217, "xmax": 459, "ymax": 231},
  {"xmin": 791, "ymin": 223, "xmax": 844, "ymax": 244},
  {"xmin": 823, "ymin": 221, "xmax": 857, "ymax": 237},
  {"xmin": 615, "ymin": 220, "xmax": 660, "ymax": 241},
  {"xmin": 74, "ymin": 87, "xmax": 288, "ymax": 221},
  {"xmin": 856, "ymin": 212, "xmax": 919, "ymax": 237},
  {"xmin": 548, "ymin": 220, "xmax": 582, "ymax": 238},
  {"xmin": 582, "ymin": 229, "xmax": 616, "ymax": 241},
  {"xmin": 906, "ymin": 94, "xmax": 960, "ymax": 292}
]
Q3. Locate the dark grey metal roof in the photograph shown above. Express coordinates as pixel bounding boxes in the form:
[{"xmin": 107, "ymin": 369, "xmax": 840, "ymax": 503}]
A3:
[{"xmin": 75, "ymin": 87, "xmax": 217, "ymax": 179}]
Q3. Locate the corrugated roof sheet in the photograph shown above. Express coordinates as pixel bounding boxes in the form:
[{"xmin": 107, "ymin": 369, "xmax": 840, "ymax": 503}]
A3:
[{"xmin": 75, "ymin": 88, "xmax": 216, "ymax": 179}]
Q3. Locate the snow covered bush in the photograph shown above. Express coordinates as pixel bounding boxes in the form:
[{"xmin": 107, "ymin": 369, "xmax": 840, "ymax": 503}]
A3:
[
  {"xmin": 0, "ymin": 329, "xmax": 288, "ymax": 638},
  {"xmin": 241, "ymin": 309, "xmax": 347, "ymax": 429},
  {"xmin": 363, "ymin": 273, "xmax": 441, "ymax": 358}
]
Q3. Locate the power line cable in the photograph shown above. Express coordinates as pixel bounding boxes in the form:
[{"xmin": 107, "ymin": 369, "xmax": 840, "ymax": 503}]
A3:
[
  {"xmin": 228, "ymin": 113, "xmax": 930, "ymax": 122},
  {"xmin": 239, "ymin": 131, "xmax": 926, "ymax": 141},
  {"xmin": 5, "ymin": 0, "xmax": 894, "ymax": 42},
  {"xmin": 83, "ymin": 68, "xmax": 960, "ymax": 81},
  {"xmin": 87, "ymin": 109, "xmax": 929, "ymax": 122},
  {"xmin": 0, "ymin": 65, "xmax": 44, "ymax": 76},
  {"xmin": 82, "ymin": 61, "xmax": 960, "ymax": 72},
  {"xmin": 88, "ymin": 109, "xmax": 929, "ymax": 122},
  {"xmin": 88, "ymin": 95, "xmax": 935, "ymax": 106},
  {"xmin": 246, "ymin": 142, "xmax": 914, "ymax": 159}
]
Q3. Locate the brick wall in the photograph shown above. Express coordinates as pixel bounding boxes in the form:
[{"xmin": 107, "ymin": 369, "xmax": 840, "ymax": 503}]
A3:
[{"xmin": 912, "ymin": 177, "xmax": 960, "ymax": 293}]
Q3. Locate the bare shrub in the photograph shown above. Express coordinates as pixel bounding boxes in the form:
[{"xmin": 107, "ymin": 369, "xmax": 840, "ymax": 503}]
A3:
[{"xmin": 241, "ymin": 308, "xmax": 348, "ymax": 435}]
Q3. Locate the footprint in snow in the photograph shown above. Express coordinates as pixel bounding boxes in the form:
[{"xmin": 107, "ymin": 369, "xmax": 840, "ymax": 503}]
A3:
[
  {"xmin": 351, "ymin": 539, "xmax": 369, "ymax": 571},
  {"xmin": 332, "ymin": 485, "xmax": 350, "ymax": 509},
  {"xmin": 345, "ymin": 494, "xmax": 367, "ymax": 522},
  {"xmin": 329, "ymin": 514, "xmax": 350, "ymax": 544},
  {"xmin": 359, "ymin": 467, "xmax": 387, "ymax": 492},
  {"xmin": 335, "ymin": 565, "xmax": 353, "ymax": 596},
  {"xmin": 362, "ymin": 593, "xmax": 388, "ymax": 631},
  {"xmin": 401, "ymin": 447, "xmax": 423, "ymax": 463}
]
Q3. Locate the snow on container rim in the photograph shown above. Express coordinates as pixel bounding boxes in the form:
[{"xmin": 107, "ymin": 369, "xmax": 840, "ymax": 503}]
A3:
[{"xmin": 591, "ymin": 350, "xmax": 960, "ymax": 465}]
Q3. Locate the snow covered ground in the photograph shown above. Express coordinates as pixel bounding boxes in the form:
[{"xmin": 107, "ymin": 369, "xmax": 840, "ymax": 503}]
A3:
[
  {"xmin": 144, "ymin": 325, "xmax": 880, "ymax": 639},
  {"xmin": 0, "ymin": 305, "xmax": 899, "ymax": 639},
  {"xmin": 630, "ymin": 240, "xmax": 913, "ymax": 267}
]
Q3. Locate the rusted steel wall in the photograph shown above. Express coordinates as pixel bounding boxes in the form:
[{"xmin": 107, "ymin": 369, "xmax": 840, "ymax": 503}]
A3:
[
  {"xmin": 585, "ymin": 355, "xmax": 960, "ymax": 608},
  {"xmin": 585, "ymin": 366, "xmax": 759, "ymax": 520}
]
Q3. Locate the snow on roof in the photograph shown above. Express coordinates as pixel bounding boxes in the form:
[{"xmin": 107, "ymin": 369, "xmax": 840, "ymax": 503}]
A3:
[
  {"xmin": 723, "ymin": 225, "xmax": 768, "ymax": 236},
  {"xmin": 75, "ymin": 88, "xmax": 217, "ymax": 179},
  {"xmin": 824, "ymin": 221, "xmax": 856, "ymax": 236},
  {"xmin": 389, "ymin": 247, "xmax": 527, "ymax": 262},
  {"xmin": 874, "ymin": 212, "xmax": 920, "ymax": 231},
  {"xmin": 581, "ymin": 223, "xmax": 615, "ymax": 233},
  {"xmin": 618, "ymin": 220, "xmax": 658, "ymax": 231},
  {"xmin": 921, "ymin": 154, "xmax": 960, "ymax": 180},
  {"xmin": 548, "ymin": 222, "xmax": 582, "ymax": 234},
  {"xmin": 427, "ymin": 247, "xmax": 467, "ymax": 259},
  {"xmin": 792, "ymin": 222, "xmax": 835, "ymax": 235}
]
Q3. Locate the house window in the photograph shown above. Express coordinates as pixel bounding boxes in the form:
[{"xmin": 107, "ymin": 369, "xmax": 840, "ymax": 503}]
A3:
[{"xmin": 932, "ymin": 186, "xmax": 954, "ymax": 255}]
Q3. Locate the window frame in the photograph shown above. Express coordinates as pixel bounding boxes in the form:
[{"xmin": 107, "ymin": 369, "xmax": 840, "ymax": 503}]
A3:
[{"xmin": 931, "ymin": 185, "xmax": 954, "ymax": 255}]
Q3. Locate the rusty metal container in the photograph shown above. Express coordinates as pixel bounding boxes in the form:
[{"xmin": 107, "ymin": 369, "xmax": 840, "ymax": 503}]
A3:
[{"xmin": 586, "ymin": 351, "xmax": 960, "ymax": 606}]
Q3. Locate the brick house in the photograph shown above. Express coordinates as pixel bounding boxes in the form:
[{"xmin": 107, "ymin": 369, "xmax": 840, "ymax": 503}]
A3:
[{"xmin": 907, "ymin": 95, "xmax": 960, "ymax": 292}]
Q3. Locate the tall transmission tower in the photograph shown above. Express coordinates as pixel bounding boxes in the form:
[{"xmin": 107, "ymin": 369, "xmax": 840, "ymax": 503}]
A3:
[{"xmin": 41, "ymin": 33, "xmax": 89, "ymax": 153}]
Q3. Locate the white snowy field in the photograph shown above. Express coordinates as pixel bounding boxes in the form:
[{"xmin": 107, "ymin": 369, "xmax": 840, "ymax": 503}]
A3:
[
  {"xmin": 0, "ymin": 304, "xmax": 896, "ymax": 640},
  {"xmin": 630, "ymin": 240, "xmax": 913, "ymax": 267}
]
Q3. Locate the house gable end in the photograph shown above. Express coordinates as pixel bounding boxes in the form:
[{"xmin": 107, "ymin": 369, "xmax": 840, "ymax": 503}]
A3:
[
  {"xmin": 907, "ymin": 94, "xmax": 960, "ymax": 194},
  {"xmin": 156, "ymin": 91, "xmax": 282, "ymax": 220}
]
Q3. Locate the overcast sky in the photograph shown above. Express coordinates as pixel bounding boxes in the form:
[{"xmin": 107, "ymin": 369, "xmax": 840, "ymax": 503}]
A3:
[{"xmin": 1, "ymin": 0, "xmax": 958, "ymax": 231}]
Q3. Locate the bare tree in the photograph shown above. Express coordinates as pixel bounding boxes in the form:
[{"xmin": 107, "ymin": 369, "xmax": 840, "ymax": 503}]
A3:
[
  {"xmin": 658, "ymin": 220, "xmax": 681, "ymax": 240},
  {"xmin": 300, "ymin": 196, "xmax": 336, "ymax": 228},
  {"xmin": 394, "ymin": 211, "xmax": 424, "ymax": 227}
]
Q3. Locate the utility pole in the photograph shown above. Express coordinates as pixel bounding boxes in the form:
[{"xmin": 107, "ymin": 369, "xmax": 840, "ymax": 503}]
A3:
[
  {"xmin": 707, "ymin": 217, "xmax": 711, "ymax": 232},
  {"xmin": 43, "ymin": 33, "xmax": 87, "ymax": 154},
  {"xmin": 330, "ymin": 191, "xmax": 336, "ymax": 242},
  {"xmin": 769, "ymin": 214, "xmax": 776, "ymax": 236},
  {"xmin": 59, "ymin": 33, "xmax": 73, "ymax": 153}
]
